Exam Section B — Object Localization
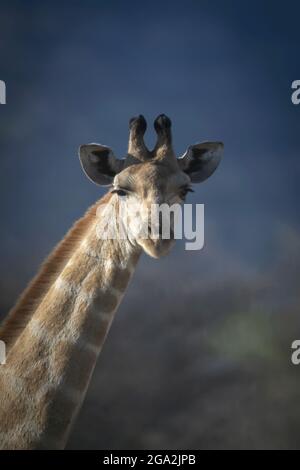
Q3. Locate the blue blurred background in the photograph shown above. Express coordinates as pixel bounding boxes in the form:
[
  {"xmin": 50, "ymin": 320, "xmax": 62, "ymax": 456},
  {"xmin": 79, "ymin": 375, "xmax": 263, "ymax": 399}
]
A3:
[{"xmin": 1, "ymin": 0, "xmax": 300, "ymax": 449}]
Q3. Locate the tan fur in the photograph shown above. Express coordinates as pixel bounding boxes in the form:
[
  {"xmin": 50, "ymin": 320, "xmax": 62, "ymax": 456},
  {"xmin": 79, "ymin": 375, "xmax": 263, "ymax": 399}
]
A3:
[
  {"xmin": 0, "ymin": 192, "xmax": 139, "ymax": 449},
  {"xmin": 0, "ymin": 192, "xmax": 112, "ymax": 352},
  {"xmin": 0, "ymin": 115, "xmax": 222, "ymax": 450}
]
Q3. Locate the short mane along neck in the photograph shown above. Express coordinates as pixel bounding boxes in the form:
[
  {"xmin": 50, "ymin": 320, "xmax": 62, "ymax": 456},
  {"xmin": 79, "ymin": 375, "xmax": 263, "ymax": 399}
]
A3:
[{"xmin": 0, "ymin": 194, "xmax": 141, "ymax": 449}]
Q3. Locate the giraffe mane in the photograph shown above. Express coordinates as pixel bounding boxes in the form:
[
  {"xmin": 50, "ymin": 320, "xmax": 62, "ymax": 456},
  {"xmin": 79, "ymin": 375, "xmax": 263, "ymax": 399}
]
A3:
[{"xmin": 0, "ymin": 192, "xmax": 113, "ymax": 353}]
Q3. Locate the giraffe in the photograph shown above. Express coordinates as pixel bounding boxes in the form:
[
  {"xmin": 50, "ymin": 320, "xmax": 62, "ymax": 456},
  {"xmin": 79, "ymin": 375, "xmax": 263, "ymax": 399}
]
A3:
[{"xmin": 0, "ymin": 114, "xmax": 223, "ymax": 449}]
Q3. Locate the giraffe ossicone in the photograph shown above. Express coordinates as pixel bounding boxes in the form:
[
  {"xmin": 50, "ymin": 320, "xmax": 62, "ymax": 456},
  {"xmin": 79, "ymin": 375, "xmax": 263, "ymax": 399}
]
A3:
[{"xmin": 0, "ymin": 115, "xmax": 223, "ymax": 449}]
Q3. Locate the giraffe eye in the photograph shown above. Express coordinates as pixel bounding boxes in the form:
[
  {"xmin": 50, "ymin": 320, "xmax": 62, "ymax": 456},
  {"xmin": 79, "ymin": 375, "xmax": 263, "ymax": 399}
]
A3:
[
  {"xmin": 111, "ymin": 188, "xmax": 129, "ymax": 197},
  {"xmin": 180, "ymin": 186, "xmax": 194, "ymax": 199}
]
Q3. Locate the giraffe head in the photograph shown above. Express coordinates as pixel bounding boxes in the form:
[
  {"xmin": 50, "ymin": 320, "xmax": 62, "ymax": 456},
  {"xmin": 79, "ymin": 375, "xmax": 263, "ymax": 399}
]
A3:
[{"xmin": 79, "ymin": 115, "xmax": 223, "ymax": 258}]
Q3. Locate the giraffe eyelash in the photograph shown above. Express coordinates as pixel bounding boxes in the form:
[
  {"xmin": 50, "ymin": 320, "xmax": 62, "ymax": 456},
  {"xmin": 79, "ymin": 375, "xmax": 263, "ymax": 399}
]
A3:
[
  {"xmin": 111, "ymin": 187, "xmax": 132, "ymax": 196},
  {"xmin": 111, "ymin": 189, "xmax": 128, "ymax": 196},
  {"xmin": 180, "ymin": 186, "xmax": 194, "ymax": 198}
]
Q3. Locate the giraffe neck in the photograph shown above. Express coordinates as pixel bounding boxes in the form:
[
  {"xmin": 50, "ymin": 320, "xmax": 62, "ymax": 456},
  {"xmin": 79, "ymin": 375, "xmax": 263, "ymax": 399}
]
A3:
[{"xmin": 0, "ymin": 197, "xmax": 141, "ymax": 449}]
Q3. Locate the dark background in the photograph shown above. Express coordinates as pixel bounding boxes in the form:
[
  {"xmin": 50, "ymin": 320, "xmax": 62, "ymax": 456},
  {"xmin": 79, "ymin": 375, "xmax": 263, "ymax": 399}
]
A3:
[{"xmin": 0, "ymin": 0, "xmax": 300, "ymax": 449}]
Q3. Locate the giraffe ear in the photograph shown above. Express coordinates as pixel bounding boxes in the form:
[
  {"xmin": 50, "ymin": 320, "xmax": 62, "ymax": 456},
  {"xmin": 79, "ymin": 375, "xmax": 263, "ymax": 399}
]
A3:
[
  {"xmin": 79, "ymin": 143, "xmax": 125, "ymax": 186},
  {"xmin": 178, "ymin": 142, "xmax": 223, "ymax": 183}
]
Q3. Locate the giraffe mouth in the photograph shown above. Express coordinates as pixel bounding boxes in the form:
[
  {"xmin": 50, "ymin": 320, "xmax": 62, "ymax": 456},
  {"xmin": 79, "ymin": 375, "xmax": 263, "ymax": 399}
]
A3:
[
  {"xmin": 147, "ymin": 224, "xmax": 175, "ymax": 241},
  {"xmin": 139, "ymin": 224, "xmax": 176, "ymax": 258}
]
